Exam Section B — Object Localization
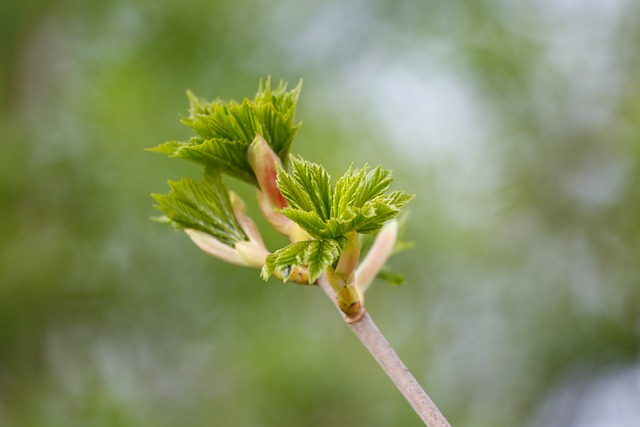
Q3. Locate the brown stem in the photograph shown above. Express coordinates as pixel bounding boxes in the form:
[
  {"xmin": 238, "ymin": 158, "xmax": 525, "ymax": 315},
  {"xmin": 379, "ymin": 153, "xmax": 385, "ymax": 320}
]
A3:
[{"xmin": 316, "ymin": 276, "xmax": 452, "ymax": 427}]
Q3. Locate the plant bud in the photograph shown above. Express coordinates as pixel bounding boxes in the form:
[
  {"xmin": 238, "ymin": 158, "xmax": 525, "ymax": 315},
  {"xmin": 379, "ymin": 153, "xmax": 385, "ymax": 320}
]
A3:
[
  {"xmin": 256, "ymin": 189, "xmax": 291, "ymax": 235},
  {"xmin": 334, "ymin": 231, "xmax": 360, "ymax": 283},
  {"xmin": 247, "ymin": 134, "xmax": 288, "ymax": 209},
  {"xmin": 185, "ymin": 229, "xmax": 245, "ymax": 266},
  {"xmin": 336, "ymin": 285, "xmax": 364, "ymax": 322},
  {"xmin": 229, "ymin": 191, "xmax": 266, "ymax": 248},
  {"xmin": 235, "ymin": 241, "xmax": 270, "ymax": 268}
]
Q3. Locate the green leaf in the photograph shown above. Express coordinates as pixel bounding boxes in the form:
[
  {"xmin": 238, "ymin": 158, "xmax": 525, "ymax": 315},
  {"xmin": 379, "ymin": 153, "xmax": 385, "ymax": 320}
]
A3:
[
  {"xmin": 376, "ymin": 267, "xmax": 406, "ymax": 287},
  {"xmin": 262, "ymin": 238, "xmax": 345, "ymax": 284},
  {"xmin": 276, "ymin": 159, "xmax": 333, "ymax": 220},
  {"xmin": 147, "ymin": 78, "xmax": 302, "ymax": 186},
  {"xmin": 277, "ymin": 156, "xmax": 415, "ymax": 239},
  {"xmin": 332, "ymin": 165, "xmax": 393, "ymax": 216},
  {"xmin": 152, "ymin": 169, "xmax": 247, "ymax": 247},
  {"xmin": 161, "ymin": 137, "xmax": 256, "ymax": 184},
  {"xmin": 276, "ymin": 210, "xmax": 326, "ymax": 236},
  {"xmin": 304, "ymin": 239, "xmax": 343, "ymax": 283},
  {"xmin": 344, "ymin": 191, "xmax": 415, "ymax": 234}
]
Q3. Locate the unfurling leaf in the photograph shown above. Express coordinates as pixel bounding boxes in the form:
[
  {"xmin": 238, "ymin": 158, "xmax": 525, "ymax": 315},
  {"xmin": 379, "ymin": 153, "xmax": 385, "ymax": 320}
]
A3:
[
  {"xmin": 376, "ymin": 267, "xmax": 406, "ymax": 287},
  {"xmin": 152, "ymin": 168, "xmax": 246, "ymax": 246},
  {"xmin": 147, "ymin": 78, "xmax": 302, "ymax": 186},
  {"xmin": 153, "ymin": 169, "xmax": 272, "ymax": 268},
  {"xmin": 262, "ymin": 238, "xmax": 346, "ymax": 284},
  {"xmin": 276, "ymin": 156, "xmax": 415, "ymax": 240}
]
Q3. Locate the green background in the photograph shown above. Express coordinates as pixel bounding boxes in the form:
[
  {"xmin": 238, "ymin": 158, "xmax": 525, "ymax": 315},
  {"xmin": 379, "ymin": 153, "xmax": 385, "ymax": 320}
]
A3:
[{"xmin": 2, "ymin": 1, "xmax": 639, "ymax": 426}]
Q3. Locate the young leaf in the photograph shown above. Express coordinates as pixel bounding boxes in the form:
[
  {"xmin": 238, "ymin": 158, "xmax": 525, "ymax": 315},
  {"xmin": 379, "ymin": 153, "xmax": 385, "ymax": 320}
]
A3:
[
  {"xmin": 152, "ymin": 168, "xmax": 247, "ymax": 247},
  {"xmin": 277, "ymin": 156, "xmax": 414, "ymax": 240},
  {"xmin": 262, "ymin": 238, "xmax": 346, "ymax": 284},
  {"xmin": 376, "ymin": 267, "xmax": 406, "ymax": 287},
  {"xmin": 332, "ymin": 165, "xmax": 393, "ymax": 217},
  {"xmin": 276, "ymin": 158, "xmax": 333, "ymax": 220},
  {"xmin": 148, "ymin": 78, "xmax": 302, "ymax": 186}
]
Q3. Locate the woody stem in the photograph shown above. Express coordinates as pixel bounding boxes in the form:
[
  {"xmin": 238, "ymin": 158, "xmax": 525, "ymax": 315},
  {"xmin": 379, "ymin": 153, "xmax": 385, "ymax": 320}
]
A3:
[{"xmin": 316, "ymin": 275, "xmax": 452, "ymax": 427}]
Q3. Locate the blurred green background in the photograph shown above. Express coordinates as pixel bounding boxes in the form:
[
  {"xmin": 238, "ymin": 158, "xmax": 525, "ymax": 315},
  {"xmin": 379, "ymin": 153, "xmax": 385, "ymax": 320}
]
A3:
[{"xmin": 2, "ymin": 0, "xmax": 640, "ymax": 426}]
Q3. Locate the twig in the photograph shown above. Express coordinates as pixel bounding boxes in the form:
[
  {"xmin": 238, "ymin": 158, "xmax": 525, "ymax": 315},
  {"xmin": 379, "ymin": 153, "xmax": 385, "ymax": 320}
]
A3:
[{"xmin": 317, "ymin": 276, "xmax": 452, "ymax": 427}]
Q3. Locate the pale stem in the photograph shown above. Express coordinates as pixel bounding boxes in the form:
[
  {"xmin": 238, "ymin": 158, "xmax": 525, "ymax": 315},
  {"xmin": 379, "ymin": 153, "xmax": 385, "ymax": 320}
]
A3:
[{"xmin": 316, "ymin": 275, "xmax": 452, "ymax": 427}]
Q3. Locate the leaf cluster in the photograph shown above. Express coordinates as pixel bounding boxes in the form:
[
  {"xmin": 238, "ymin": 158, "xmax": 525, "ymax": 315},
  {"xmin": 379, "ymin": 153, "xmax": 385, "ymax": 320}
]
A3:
[
  {"xmin": 277, "ymin": 156, "xmax": 415, "ymax": 239},
  {"xmin": 261, "ymin": 238, "xmax": 346, "ymax": 284},
  {"xmin": 152, "ymin": 169, "xmax": 247, "ymax": 247},
  {"xmin": 150, "ymin": 79, "xmax": 416, "ymax": 289},
  {"xmin": 263, "ymin": 156, "xmax": 414, "ymax": 282},
  {"xmin": 149, "ymin": 78, "xmax": 301, "ymax": 186}
]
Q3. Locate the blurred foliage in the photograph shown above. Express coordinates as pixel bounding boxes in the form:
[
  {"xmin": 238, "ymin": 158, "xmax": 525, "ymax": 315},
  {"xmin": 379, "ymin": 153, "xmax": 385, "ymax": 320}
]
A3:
[{"xmin": 1, "ymin": 0, "xmax": 640, "ymax": 426}]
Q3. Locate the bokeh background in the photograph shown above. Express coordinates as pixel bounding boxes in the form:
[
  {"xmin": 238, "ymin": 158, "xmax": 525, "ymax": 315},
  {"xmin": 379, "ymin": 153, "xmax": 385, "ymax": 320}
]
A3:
[{"xmin": 2, "ymin": 0, "xmax": 640, "ymax": 426}]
